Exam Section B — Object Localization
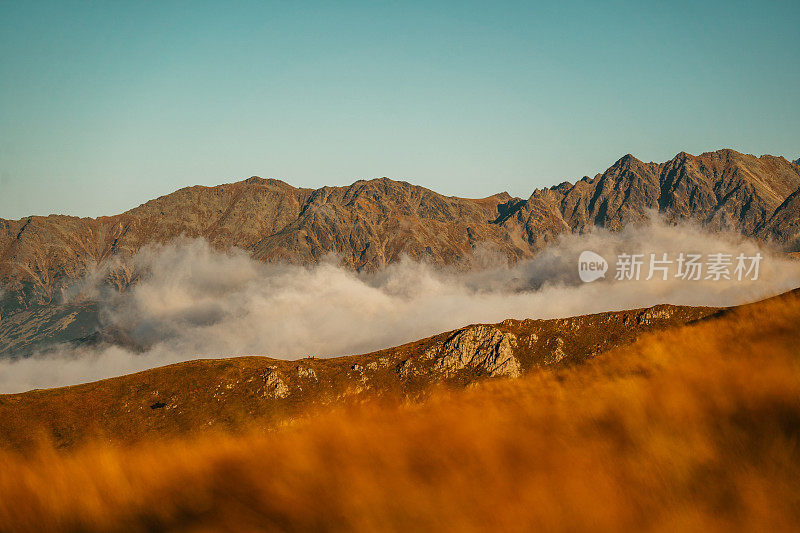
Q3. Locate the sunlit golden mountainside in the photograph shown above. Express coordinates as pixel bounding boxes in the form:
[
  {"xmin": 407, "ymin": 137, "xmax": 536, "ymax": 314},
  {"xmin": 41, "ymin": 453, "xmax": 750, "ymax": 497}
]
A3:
[{"xmin": 0, "ymin": 289, "xmax": 798, "ymax": 531}]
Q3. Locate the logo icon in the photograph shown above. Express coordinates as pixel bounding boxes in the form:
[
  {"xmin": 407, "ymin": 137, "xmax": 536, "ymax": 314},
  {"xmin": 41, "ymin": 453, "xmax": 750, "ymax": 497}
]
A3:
[{"xmin": 578, "ymin": 250, "xmax": 608, "ymax": 282}]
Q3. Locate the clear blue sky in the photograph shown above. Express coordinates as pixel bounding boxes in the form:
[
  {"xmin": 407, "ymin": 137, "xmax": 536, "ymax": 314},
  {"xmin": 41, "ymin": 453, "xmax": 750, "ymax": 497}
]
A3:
[{"xmin": 1, "ymin": 1, "xmax": 798, "ymax": 219}]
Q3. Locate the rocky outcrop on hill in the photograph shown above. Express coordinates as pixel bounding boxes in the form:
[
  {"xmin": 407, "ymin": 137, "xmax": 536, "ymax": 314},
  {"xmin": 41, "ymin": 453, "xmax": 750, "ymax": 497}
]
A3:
[{"xmin": 425, "ymin": 325, "xmax": 521, "ymax": 378}]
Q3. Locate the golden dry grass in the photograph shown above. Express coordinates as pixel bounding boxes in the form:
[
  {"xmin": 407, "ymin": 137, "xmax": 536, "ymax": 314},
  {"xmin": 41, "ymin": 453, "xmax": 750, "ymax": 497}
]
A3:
[{"xmin": 0, "ymin": 293, "xmax": 799, "ymax": 532}]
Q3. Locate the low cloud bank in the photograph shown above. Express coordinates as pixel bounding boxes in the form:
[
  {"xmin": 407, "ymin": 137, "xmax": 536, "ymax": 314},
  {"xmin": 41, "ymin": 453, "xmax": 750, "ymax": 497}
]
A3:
[{"xmin": 2, "ymin": 220, "xmax": 799, "ymax": 392}]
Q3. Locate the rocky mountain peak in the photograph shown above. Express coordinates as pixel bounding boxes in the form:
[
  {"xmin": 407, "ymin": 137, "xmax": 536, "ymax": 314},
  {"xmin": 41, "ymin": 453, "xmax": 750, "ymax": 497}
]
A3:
[{"xmin": 611, "ymin": 153, "xmax": 647, "ymax": 170}]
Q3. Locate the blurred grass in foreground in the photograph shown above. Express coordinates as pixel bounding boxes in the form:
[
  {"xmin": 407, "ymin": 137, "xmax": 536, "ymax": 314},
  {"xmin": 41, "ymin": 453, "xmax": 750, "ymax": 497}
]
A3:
[{"xmin": 0, "ymin": 292, "xmax": 799, "ymax": 532}]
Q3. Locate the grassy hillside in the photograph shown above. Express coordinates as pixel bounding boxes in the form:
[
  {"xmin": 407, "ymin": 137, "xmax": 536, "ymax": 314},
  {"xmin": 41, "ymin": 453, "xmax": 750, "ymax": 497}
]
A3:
[
  {"xmin": 0, "ymin": 290, "xmax": 797, "ymax": 530},
  {"xmin": 0, "ymin": 303, "xmax": 716, "ymax": 450}
]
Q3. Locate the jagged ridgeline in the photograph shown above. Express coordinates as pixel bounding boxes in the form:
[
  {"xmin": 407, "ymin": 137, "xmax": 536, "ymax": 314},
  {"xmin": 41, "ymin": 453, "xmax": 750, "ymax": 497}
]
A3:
[{"xmin": 1, "ymin": 148, "xmax": 799, "ymax": 310}]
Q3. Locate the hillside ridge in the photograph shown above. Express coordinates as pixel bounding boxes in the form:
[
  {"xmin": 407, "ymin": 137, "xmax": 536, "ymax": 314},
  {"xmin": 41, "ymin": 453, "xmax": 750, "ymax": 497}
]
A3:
[{"xmin": 0, "ymin": 298, "xmax": 725, "ymax": 450}]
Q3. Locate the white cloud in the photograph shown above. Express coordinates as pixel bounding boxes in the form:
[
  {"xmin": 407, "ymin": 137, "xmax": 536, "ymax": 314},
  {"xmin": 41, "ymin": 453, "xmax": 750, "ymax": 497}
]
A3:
[{"xmin": 1, "ymin": 219, "xmax": 798, "ymax": 393}]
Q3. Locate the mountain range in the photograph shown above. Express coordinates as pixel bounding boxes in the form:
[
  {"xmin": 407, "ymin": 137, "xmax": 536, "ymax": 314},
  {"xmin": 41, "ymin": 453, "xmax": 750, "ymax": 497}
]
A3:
[{"xmin": 1, "ymin": 149, "xmax": 799, "ymax": 311}]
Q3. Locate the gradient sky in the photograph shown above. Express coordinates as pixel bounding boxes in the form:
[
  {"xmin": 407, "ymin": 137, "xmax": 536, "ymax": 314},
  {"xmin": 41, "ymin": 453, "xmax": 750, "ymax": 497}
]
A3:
[{"xmin": 1, "ymin": 1, "xmax": 798, "ymax": 219}]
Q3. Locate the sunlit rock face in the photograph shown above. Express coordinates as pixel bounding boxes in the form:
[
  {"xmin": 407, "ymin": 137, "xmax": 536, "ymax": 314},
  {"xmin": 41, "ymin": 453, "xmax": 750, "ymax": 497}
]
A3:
[{"xmin": 426, "ymin": 325, "xmax": 521, "ymax": 378}]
